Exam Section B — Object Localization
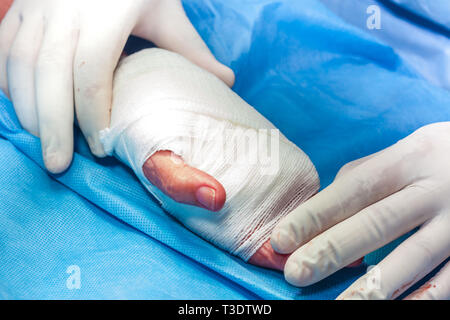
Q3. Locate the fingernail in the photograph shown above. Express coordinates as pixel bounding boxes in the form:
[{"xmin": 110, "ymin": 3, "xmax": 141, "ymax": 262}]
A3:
[{"xmin": 196, "ymin": 186, "xmax": 217, "ymax": 211}]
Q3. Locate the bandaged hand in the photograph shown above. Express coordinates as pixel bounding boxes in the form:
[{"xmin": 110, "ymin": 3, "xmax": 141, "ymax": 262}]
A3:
[
  {"xmin": 0, "ymin": 0, "xmax": 234, "ymax": 173},
  {"xmin": 100, "ymin": 48, "xmax": 319, "ymax": 263},
  {"xmin": 271, "ymin": 123, "xmax": 450, "ymax": 299}
]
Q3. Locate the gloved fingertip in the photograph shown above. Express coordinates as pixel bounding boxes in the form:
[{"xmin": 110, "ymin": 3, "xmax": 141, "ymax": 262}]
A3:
[
  {"xmin": 44, "ymin": 151, "xmax": 72, "ymax": 174},
  {"xmin": 270, "ymin": 227, "xmax": 297, "ymax": 254},
  {"xmin": 201, "ymin": 56, "xmax": 235, "ymax": 88},
  {"xmin": 284, "ymin": 259, "xmax": 309, "ymax": 287},
  {"xmin": 87, "ymin": 134, "xmax": 107, "ymax": 158},
  {"xmin": 219, "ymin": 64, "xmax": 235, "ymax": 88},
  {"xmin": 284, "ymin": 262, "xmax": 298, "ymax": 285}
]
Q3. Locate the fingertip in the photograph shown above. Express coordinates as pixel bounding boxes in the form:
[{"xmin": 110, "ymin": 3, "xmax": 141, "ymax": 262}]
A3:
[
  {"xmin": 194, "ymin": 180, "xmax": 226, "ymax": 212},
  {"xmin": 248, "ymin": 239, "xmax": 289, "ymax": 271},
  {"xmin": 40, "ymin": 133, "xmax": 73, "ymax": 174},
  {"xmin": 143, "ymin": 150, "xmax": 226, "ymax": 211},
  {"xmin": 284, "ymin": 257, "xmax": 312, "ymax": 287},
  {"xmin": 201, "ymin": 178, "xmax": 226, "ymax": 212},
  {"xmin": 219, "ymin": 64, "xmax": 235, "ymax": 88},
  {"xmin": 284, "ymin": 260, "xmax": 303, "ymax": 287},
  {"xmin": 270, "ymin": 227, "xmax": 297, "ymax": 254},
  {"xmin": 195, "ymin": 186, "xmax": 216, "ymax": 211},
  {"xmin": 44, "ymin": 151, "xmax": 72, "ymax": 174},
  {"xmin": 206, "ymin": 59, "xmax": 234, "ymax": 88},
  {"xmin": 194, "ymin": 53, "xmax": 235, "ymax": 88},
  {"xmin": 86, "ymin": 134, "xmax": 107, "ymax": 158},
  {"xmin": 347, "ymin": 257, "xmax": 364, "ymax": 268}
]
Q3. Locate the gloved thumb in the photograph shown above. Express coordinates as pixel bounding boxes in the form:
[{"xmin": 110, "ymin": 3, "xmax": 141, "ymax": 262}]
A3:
[
  {"xmin": 142, "ymin": 150, "xmax": 226, "ymax": 212},
  {"xmin": 132, "ymin": 0, "xmax": 235, "ymax": 87}
]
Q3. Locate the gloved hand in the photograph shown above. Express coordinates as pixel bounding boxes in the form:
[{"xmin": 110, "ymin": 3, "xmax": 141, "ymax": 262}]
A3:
[
  {"xmin": 0, "ymin": 0, "xmax": 234, "ymax": 173},
  {"xmin": 271, "ymin": 122, "xmax": 450, "ymax": 299}
]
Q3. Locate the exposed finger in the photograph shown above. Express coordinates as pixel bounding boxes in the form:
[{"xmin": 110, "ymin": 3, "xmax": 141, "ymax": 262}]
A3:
[
  {"xmin": 405, "ymin": 260, "xmax": 450, "ymax": 300},
  {"xmin": 249, "ymin": 239, "xmax": 289, "ymax": 271},
  {"xmin": 35, "ymin": 19, "xmax": 79, "ymax": 173},
  {"xmin": 271, "ymin": 141, "xmax": 418, "ymax": 254},
  {"xmin": 7, "ymin": 14, "xmax": 43, "ymax": 135},
  {"xmin": 284, "ymin": 185, "xmax": 433, "ymax": 287},
  {"xmin": 337, "ymin": 213, "xmax": 450, "ymax": 299},
  {"xmin": 133, "ymin": 0, "xmax": 235, "ymax": 87},
  {"xmin": 347, "ymin": 257, "xmax": 364, "ymax": 268},
  {"xmin": 143, "ymin": 150, "xmax": 226, "ymax": 212},
  {"xmin": 0, "ymin": 0, "xmax": 13, "ymax": 21}
]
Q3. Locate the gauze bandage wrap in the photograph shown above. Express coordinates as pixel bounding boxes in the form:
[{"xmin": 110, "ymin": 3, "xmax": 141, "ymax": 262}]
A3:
[{"xmin": 100, "ymin": 49, "xmax": 319, "ymax": 260}]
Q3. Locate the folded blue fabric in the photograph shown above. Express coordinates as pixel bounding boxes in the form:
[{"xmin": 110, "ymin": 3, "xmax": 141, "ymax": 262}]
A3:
[
  {"xmin": 1, "ymin": 0, "xmax": 450, "ymax": 299},
  {"xmin": 389, "ymin": 0, "xmax": 450, "ymax": 29},
  {"xmin": 320, "ymin": 0, "xmax": 450, "ymax": 90}
]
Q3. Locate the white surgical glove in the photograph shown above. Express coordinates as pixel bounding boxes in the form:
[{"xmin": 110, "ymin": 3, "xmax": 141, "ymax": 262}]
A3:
[
  {"xmin": 271, "ymin": 122, "xmax": 450, "ymax": 300},
  {"xmin": 0, "ymin": 0, "xmax": 234, "ymax": 173}
]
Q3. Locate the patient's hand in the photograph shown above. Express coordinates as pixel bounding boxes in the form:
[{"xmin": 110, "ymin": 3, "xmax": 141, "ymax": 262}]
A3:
[
  {"xmin": 144, "ymin": 133, "xmax": 364, "ymax": 272},
  {"xmin": 144, "ymin": 149, "xmax": 290, "ymax": 270},
  {"xmin": 101, "ymin": 48, "xmax": 320, "ymax": 265}
]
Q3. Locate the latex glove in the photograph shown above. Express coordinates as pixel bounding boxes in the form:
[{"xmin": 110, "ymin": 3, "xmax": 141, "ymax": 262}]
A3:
[
  {"xmin": 0, "ymin": 0, "xmax": 234, "ymax": 173},
  {"xmin": 271, "ymin": 122, "xmax": 450, "ymax": 299}
]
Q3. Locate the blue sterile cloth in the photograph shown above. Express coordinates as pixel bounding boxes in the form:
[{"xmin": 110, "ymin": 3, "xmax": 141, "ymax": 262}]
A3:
[
  {"xmin": 321, "ymin": 0, "xmax": 450, "ymax": 90},
  {"xmin": 389, "ymin": 0, "xmax": 450, "ymax": 29},
  {"xmin": 1, "ymin": 0, "xmax": 450, "ymax": 299}
]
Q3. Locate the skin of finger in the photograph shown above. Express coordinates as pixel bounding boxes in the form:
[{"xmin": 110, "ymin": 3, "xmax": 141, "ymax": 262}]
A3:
[
  {"xmin": 404, "ymin": 260, "xmax": 450, "ymax": 300},
  {"xmin": 346, "ymin": 257, "xmax": 364, "ymax": 268},
  {"xmin": 35, "ymin": 19, "xmax": 79, "ymax": 173},
  {"xmin": 0, "ymin": 0, "xmax": 13, "ymax": 21},
  {"xmin": 7, "ymin": 14, "xmax": 43, "ymax": 136},
  {"xmin": 0, "ymin": 6, "xmax": 20, "ymax": 96},
  {"xmin": 249, "ymin": 239, "xmax": 289, "ymax": 271},
  {"xmin": 271, "ymin": 138, "xmax": 424, "ymax": 255},
  {"xmin": 283, "ymin": 186, "xmax": 435, "ymax": 287},
  {"xmin": 142, "ymin": 150, "xmax": 226, "ymax": 211},
  {"xmin": 337, "ymin": 213, "xmax": 450, "ymax": 300}
]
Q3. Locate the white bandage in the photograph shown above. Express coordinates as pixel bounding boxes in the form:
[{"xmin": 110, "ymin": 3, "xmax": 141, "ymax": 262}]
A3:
[{"xmin": 100, "ymin": 49, "xmax": 319, "ymax": 260}]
